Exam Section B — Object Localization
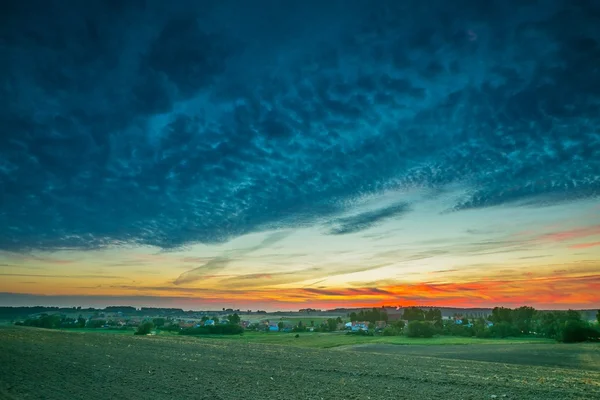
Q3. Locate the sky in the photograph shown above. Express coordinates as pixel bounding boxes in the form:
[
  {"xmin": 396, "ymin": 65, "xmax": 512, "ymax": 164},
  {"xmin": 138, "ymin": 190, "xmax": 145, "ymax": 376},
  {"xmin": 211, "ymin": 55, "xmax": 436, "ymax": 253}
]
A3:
[{"xmin": 1, "ymin": 0, "xmax": 599, "ymax": 311}]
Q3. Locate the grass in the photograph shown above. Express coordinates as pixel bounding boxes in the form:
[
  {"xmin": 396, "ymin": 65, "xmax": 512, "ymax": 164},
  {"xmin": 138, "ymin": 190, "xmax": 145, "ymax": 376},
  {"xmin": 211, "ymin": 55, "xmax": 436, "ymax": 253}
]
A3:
[
  {"xmin": 53, "ymin": 327, "xmax": 556, "ymax": 348},
  {"xmin": 170, "ymin": 331, "xmax": 555, "ymax": 349}
]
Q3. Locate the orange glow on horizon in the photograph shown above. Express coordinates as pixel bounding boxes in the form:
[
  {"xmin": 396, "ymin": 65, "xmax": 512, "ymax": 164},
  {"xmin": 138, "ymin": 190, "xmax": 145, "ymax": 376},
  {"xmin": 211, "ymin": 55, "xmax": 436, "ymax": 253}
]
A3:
[{"xmin": 2, "ymin": 272, "xmax": 599, "ymax": 310}]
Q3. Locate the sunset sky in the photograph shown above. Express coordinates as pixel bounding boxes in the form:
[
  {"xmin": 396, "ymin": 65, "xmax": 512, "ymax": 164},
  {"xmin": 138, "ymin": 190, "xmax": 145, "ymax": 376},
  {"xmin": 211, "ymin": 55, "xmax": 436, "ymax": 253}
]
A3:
[{"xmin": 1, "ymin": 0, "xmax": 599, "ymax": 310}]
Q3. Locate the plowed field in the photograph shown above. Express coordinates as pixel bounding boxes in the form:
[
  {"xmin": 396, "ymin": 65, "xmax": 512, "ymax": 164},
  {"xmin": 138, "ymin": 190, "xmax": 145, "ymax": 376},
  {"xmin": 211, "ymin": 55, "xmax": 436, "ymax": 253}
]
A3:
[{"xmin": 1, "ymin": 327, "xmax": 598, "ymax": 400}]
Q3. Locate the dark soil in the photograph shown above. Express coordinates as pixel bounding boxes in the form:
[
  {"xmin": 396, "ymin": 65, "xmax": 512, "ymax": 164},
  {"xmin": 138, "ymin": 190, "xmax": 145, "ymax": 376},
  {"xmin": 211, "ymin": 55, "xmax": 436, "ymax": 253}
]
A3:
[
  {"xmin": 1, "ymin": 327, "xmax": 598, "ymax": 400},
  {"xmin": 339, "ymin": 343, "xmax": 600, "ymax": 371}
]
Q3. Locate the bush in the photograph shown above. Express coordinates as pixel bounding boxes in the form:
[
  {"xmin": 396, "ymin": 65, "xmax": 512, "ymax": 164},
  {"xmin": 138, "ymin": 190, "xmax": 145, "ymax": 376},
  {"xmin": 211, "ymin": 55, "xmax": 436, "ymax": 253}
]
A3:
[
  {"xmin": 560, "ymin": 321, "xmax": 600, "ymax": 343},
  {"xmin": 405, "ymin": 321, "xmax": 435, "ymax": 338},
  {"xmin": 16, "ymin": 314, "xmax": 63, "ymax": 329},
  {"xmin": 161, "ymin": 323, "xmax": 181, "ymax": 332},
  {"xmin": 382, "ymin": 326, "xmax": 402, "ymax": 336},
  {"xmin": 86, "ymin": 319, "xmax": 108, "ymax": 329},
  {"xmin": 443, "ymin": 322, "xmax": 474, "ymax": 337},
  {"xmin": 135, "ymin": 321, "xmax": 154, "ymax": 335}
]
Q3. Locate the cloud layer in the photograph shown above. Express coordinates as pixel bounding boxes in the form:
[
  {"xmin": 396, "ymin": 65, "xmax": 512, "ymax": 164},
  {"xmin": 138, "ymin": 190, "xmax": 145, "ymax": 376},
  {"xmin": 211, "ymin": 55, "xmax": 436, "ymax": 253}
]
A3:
[{"xmin": 1, "ymin": 0, "xmax": 599, "ymax": 251}]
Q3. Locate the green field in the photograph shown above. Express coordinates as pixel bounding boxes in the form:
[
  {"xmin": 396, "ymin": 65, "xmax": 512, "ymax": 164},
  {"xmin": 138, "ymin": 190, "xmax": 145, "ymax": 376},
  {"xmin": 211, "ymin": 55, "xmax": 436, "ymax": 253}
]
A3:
[
  {"xmin": 161, "ymin": 330, "xmax": 554, "ymax": 348},
  {"xmin": 58, "ymin": 327, "xmax": 557, "ymax": 348}
]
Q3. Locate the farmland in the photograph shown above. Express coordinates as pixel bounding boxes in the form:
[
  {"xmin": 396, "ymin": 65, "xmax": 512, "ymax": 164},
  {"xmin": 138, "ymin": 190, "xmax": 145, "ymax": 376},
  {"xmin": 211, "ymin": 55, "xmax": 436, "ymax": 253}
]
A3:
[
  {"xmin": 1, "ymin": 326, "xmax": 598, "ymax": 400},
  {"xmin": 175, "ymin": 330, "xmax": 555, "ymax": 348}
]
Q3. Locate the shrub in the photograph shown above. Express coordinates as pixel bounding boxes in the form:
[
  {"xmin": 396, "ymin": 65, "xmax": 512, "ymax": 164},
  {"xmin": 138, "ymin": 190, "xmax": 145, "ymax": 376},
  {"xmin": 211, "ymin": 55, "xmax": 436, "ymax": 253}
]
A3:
[
  {"xmin": 382, "ymin": 326, "xmax": 402, "ymax": 336},
  {"xmin": 560, "ymin": 320, "xmax": 600, "ymax": 343},
  {"xmin": 135, "ymin": 321, "xmax": 154, "ymax": 335}
]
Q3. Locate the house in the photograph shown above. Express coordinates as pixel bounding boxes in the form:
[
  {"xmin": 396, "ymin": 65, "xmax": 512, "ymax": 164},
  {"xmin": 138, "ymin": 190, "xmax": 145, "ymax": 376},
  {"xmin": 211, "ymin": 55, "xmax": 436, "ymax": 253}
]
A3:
[
  {"xmin": 268, "ymin": 324, "xmax": 279, "ymax": 332},
  {"xmin": 387, "ymin": 311, "xmax": 403, "ymax": 322},
  {"xmin": 204, "ymin": 319, "xmax": 215, "ymax": 326},
  {"xmin": 346, "ymin": 321, "xmax": 369, "ymax": 332}
]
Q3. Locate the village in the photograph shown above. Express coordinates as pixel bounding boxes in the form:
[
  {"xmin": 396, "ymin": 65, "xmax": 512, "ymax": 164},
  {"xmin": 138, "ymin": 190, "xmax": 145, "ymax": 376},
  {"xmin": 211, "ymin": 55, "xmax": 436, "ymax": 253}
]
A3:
[{"xmin": 7, "ymin": 305, "xmax": 503, "ymax": 336}]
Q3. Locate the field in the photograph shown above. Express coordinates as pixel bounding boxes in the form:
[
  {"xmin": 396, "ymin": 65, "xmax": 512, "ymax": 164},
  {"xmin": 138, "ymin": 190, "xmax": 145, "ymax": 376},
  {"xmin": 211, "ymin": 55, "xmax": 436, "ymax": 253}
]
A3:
[
  {"xmin": 338, "ymin": 343, "xmax": 600, "ymax": 371},
  {"xmin": 180, "ymin": 330, "xmax": 555, "ymax": 348},
  {"xmin": 1, "ymin": 327, "xmax": 599, "ymax": 399}
]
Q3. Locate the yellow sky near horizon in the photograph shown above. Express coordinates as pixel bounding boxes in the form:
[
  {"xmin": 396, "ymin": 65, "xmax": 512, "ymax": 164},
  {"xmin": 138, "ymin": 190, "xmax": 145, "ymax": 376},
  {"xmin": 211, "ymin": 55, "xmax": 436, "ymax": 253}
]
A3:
[{"xmin": 2, "ymin": 191, "xmax": 599, "ymax": 310}]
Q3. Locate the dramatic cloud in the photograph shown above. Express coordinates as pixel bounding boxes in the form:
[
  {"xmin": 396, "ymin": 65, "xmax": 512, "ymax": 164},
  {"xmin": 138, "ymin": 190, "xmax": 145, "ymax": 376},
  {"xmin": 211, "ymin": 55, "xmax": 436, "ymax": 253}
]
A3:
[{"xmin": 1, "ymin": 0, "xmax": 599, "ymax": 254}]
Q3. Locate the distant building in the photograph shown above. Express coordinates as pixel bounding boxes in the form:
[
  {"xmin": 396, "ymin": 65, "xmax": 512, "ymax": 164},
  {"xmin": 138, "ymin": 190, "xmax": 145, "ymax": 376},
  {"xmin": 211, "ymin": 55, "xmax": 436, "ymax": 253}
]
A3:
[{"xmin": 346, "ymin": 321, "xmax": 369, "ymax": 332}]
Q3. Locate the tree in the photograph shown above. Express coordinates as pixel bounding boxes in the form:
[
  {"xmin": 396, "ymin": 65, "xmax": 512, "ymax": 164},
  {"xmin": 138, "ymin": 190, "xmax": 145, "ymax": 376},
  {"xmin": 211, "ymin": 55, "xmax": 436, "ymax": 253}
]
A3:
[
  {"xmin": 392, "ymin": 319, "xmax": 405, "ymax": 330},
  {"xmin": 201, "ymin": 316, "xmax": 209, "ymax": 322},
  {"xmin": 566, "ymin": 309, "xmax": 581, "ymax": 321},
  {"xmin": 473, "ymin": 317, "xmax": 491, "ymax": 338},
  {"xmin": 135, "ymin": 321, "xmax": 154, "ymax": 335},
  {"xmin": 597, "ymin": 310, "xmax": 600, "ymax": 324},
  {"xmin": 425, "ymin": 309, "xmax": 442, "ymax": 322},
  {"xmin": 402, "ymin": 307, "xmax": 425, "ymax": 321},
  {"xmin": 86, "ymin": 319, "xmax": 107, "ymax": 328},
  {"xmin": 336, "ymin": 316, "xmax": 343, "ymax": 323},
  {"xmin": 489, "ymin": 322, "xmax": 518, "ymax": 338},
  {"xmin": 560, "ymin": 320, "xmax": 599, "ymax": 343},
  {"xmin": 277, "ymin": 321, "xmax": 284, "ymax": 331},
  {"xmin": 490, "ymin": 307, "xmax": 513, "ymax": 324},
  {"xmin": 227, "ymin": 313, "xmax": 241, "ymax": 325},
  {"xmin": 405, "ymin": 321, "xmax": 435, "ymax": 338},
  {"xmin": 327, "ymin": 318, "xmax": 338, "ymax": 332},
  {"xmin": 152, "ymin": 318, "xmax": 166, "ymax": 328},
  {"xmin": 513, "ymin": 306, "xmax": 536, "ymax": 334},
  {"xmin": 349, "ymin": 312, "xmax": 358, "ymax": 322}
]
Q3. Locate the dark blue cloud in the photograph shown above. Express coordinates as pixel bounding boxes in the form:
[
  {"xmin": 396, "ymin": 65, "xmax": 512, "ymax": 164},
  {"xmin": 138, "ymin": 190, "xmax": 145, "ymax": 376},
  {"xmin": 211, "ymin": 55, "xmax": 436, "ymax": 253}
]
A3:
[
  {"xmin": 1, "ymin": 0, "xmax": 599, "ymax": 251},
  {"xmin": 328, "ymin": 203, "xmax": 411, "ymax": 235}
]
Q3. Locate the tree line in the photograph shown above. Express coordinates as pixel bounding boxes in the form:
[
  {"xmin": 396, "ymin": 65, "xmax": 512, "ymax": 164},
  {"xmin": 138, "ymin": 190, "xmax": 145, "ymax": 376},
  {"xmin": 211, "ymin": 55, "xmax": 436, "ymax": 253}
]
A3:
[{"xmin": 387, "ymin": 306, "xmax": 600, "ymax": 342}]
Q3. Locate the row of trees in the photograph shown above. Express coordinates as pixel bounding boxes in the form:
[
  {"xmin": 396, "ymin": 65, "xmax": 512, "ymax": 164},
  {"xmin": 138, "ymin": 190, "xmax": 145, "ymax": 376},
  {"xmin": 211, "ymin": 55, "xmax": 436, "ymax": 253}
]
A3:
[
  {"xmin": 384, "ymin": 307, "xmax": 600, "ymax": 342},
  {"xmin": 15, "ymin": 314, "xmax": 99, "ymax": 329},
  {"xmin": 180, "ymin": 324, "xmax": 244, "ymax": 335},
  {"xmin": 349, "ymin": 308, "xmax": 389, "ymax": 323}
]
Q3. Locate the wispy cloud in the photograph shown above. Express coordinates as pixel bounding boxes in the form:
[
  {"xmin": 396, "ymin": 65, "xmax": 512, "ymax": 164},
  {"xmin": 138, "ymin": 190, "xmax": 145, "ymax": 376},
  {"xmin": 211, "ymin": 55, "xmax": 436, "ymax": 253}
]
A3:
[
  {"xmin": 328, "ymin": 203, "xmax": 411, "ymax": 235},
  {"xmin": 173, "ymin": 257, "xmax": 231, "ymax": 285},
  {"xmin": 0, "ymin": 273, "xmax": 125, "ymax": 279},
  {"xmin": 537, "ymin": 225, "xmax": 600, "ymax": 243},
  {"xmin": 569, "ymin": 241, "xmax": 600, "ymax": 249},
  {"xmin": 173, "ymin": 231, "xmax": 291, "ymax": 285}
]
